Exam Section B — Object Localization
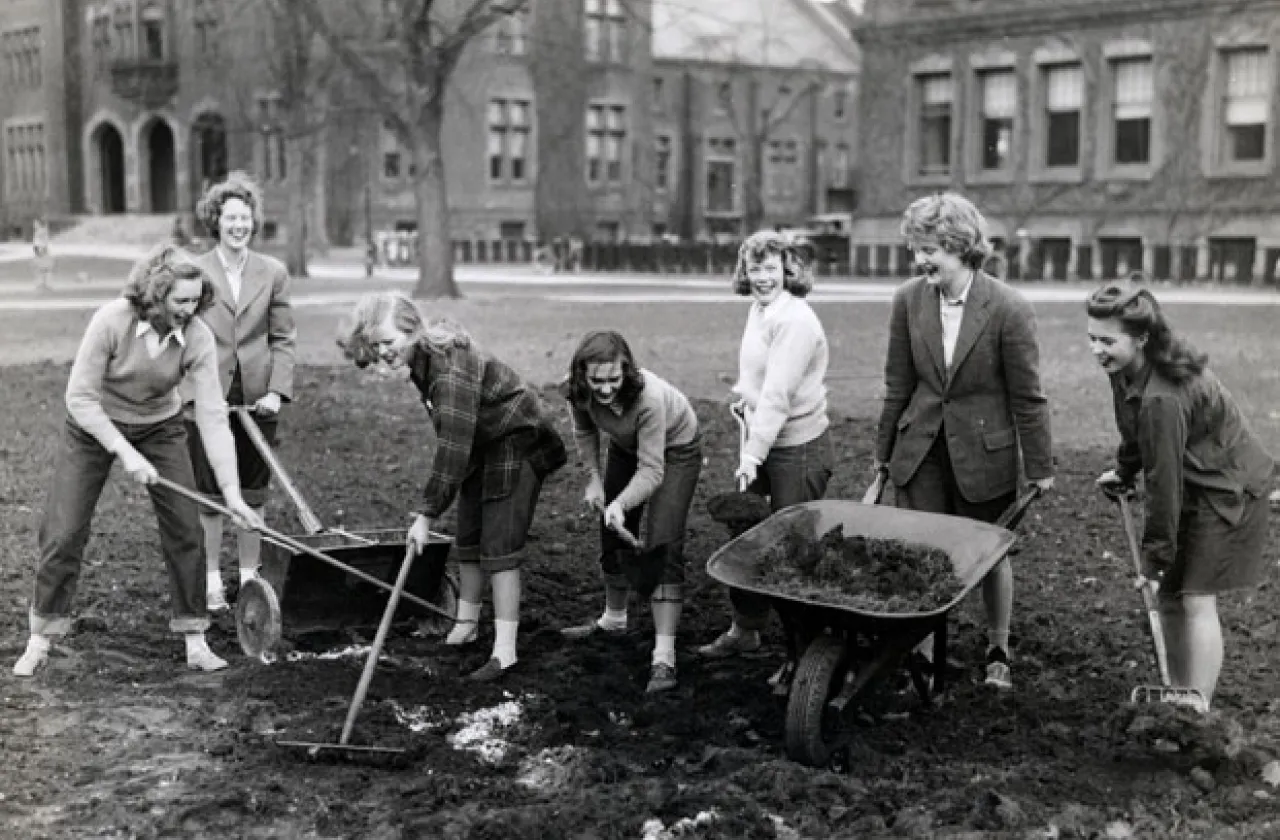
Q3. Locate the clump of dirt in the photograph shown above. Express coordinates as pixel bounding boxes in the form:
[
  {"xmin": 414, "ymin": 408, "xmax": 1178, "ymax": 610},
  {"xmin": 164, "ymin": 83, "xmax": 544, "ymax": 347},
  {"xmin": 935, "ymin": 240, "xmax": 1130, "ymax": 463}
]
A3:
[
  {"xmin": 755, "ymin": 522, "xmax": 961, "ymax": 613},
  {"xmin": 706, "ymin": 491, "xmax": 772, "ymax": 537}
]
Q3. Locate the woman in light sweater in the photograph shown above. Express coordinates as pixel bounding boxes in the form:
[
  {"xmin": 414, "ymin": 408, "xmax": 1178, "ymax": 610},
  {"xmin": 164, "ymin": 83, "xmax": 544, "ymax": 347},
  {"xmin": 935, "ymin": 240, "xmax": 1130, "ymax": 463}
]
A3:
[
  {"xmin": 699, "ymin": 230, "xmax": 832, "ymax": 661},
  {"xmin": 13, "ymin": 245, "xmax": 261, "ymax": 677},
  {"xmin": 559, "ymin": 331, "xmax": 703, "ymax": 694}
]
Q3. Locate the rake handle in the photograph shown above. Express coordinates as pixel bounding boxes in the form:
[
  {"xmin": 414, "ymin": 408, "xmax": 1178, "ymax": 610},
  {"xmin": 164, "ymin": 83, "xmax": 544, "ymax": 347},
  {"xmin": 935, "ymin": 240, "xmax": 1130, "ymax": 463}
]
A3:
[{"xmin": 1117, "ymin": 494, "xmax": 1174, "ymax": 687}]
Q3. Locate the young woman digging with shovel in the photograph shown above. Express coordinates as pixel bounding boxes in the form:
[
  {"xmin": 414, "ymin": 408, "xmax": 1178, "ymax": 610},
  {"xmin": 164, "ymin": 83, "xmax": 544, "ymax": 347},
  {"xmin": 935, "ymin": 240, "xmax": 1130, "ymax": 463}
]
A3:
[
  {"xmin": 1087, "ymin": 282, "xmax": 1273, "ymax": 713},
  {"xmin": 558, "ymin": 331, "xmax": 702, "ymax": 694},
  {"xmin": 338, "ymin": 292, "xmax": 567, "ymax": 683}
]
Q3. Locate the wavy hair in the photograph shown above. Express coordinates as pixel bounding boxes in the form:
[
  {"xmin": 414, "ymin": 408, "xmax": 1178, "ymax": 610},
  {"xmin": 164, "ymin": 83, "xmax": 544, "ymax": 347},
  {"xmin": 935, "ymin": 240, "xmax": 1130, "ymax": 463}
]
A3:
[
  {"xmin": 900, "ymin": 192, "xmax": 995, "ymax": 271},
  {"xmin": 336, "ymin": 292, "xmax": 472, "ymax": 369},
  {"xmin": 195, "ymin": 170, "xmax": 264, "ymax": 242},
  {"xmin": 121, "ymin": 243, "xmax": 215, "ymax": 319},
  {"xmin": 1085, "ymin": 282, "xmax": 1207, "ymax": 383},
  {"xmin": 732, "ymin": 229, "xmax": 814, "ymax": 298},
  {"xmin": 567, "ymin": 330, "xmax": 646, "ymax": 411}
]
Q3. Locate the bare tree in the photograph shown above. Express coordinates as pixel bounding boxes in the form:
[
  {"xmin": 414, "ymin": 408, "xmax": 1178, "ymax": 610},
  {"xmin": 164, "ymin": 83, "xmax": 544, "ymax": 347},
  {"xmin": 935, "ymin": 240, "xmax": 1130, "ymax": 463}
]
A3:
[{"xmin": 298, "ymin": 0, "xmax": 530, "ymax": 298}]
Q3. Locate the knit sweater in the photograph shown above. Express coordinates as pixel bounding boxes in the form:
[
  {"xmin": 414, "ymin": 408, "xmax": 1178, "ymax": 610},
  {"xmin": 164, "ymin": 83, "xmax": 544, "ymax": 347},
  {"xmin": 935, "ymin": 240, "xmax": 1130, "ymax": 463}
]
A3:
[
  {"xmin": 733, "ymin": 291, "xmax": 829, "ymax": 462},
  {"xmin": 569, "ymin": 369, "xmax": 699, "ymax": 511},
  {"xmin": 65, "ymin": 298, "xmax": 240, "ymax": 490}
]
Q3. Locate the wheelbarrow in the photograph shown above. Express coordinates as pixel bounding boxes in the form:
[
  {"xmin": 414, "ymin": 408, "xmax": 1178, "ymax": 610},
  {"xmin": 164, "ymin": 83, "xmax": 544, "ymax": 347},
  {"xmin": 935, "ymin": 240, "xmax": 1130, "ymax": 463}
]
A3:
[
  {"xmin": 705, "ymin": 489, "xmax": 1039, "ymax": 769},
  {"xmin": 230, "ymin": 407, "xmax": 458, "ymax": 643}
]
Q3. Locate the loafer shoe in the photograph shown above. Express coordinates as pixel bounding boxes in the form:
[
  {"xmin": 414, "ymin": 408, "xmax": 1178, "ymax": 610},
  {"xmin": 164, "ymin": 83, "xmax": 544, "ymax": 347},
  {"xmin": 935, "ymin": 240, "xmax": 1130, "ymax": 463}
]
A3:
[
  {"xmin": 560, "ymin": 620, "xmax": 627, "ymax": 640},
  {"xmin": 187, "ymin": 649, "xmax": 229, "ymax": 672},
  {"xmin": 983, "ymin": 648, "xmax": 1012, "ymax": 690},
  {"xmin": 645, "ymin": 662, "xmax": 677, "ymax": 694},
  {"xmin": 13, "ymin": 646, "xmax": 48, "ymax": 677},
  {"xmin": 466, "ymin": 657, "xmax": 515, "ymax": 683},
  {"xmin": 697, "ymin": 631, "xmax": 761, "ymax": 659}
]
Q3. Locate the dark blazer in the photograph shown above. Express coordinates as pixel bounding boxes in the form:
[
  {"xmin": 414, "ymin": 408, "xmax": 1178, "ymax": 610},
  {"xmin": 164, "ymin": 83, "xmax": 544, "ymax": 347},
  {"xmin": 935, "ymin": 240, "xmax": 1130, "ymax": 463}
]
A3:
[
  {"xmin": 875, "ymin": 271, "xmax": 1053, "ymax": 503},
  {"xmin": 183, "ymin": 248, "xmax": 297, "ymax": 405}
]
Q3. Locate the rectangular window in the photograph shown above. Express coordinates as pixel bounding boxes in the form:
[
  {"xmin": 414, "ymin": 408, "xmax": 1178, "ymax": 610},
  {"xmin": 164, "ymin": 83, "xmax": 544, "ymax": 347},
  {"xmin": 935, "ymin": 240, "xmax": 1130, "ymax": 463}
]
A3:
[
  {"xmin": 488, "ymin": 98, "xmax": 532, "ymax": 183},
  {"xmin": 832, "ymin": 142, "xmax": 851, "ymax": 188},
  {"xmin": 509, "ymin": 101, "xmax": 529, "ymax": 182},
  {"xmin": 584, "ymin": 0, "xmax": 602, "ymax": 61},
  {"xmin": 495, "ymin": 9, "xmax": 528, "ymax": 55},
  {"xmin": 605, "ymin": 105, "xmax": 624, "ymax": 182},
  {"xmin": 980, "ymin": 69, "xmax": 1016, "ymax": 171},
  {"xmin": 716, "ymin": 81, "xmax": 732, "ymax": 114},
  {"xmin": 256, "ymin": 95, "xmax": 286, "ymax": 182},
  {"xmin": 586, "ymin": 103, "xmax": 625, "ymax": 184},
  {"xmin": 706, "ymin": 138, "xmax": 736, "ymax": 213},
  {"xmin": 1112, "ymin": 57, "xmax": 1152, "ymax": 165},
  {"xmin": 605, "ymin": 0, "xmax": 625, "ymax": 62},
  {"xmin": 1044, "ymin": 63, "xmax": 1082, "ymax": 167},
  {"xmin": 917, "ymin": 73, "xmax": 952, "ymax": 176},
  {"xmin": 655, "ymin": 134, "xmax": 671, "ymax": 190},
  {"xmin": 833, "ymin": 87, "xmax": 847, "ymax": 121},
  {"xmin": 652, "ymin": 76, "xmax": 665, "ymax": 113},
  {"xmin": 1221, "ymin": 47, "xmax": 1269, "ymax": 163}
]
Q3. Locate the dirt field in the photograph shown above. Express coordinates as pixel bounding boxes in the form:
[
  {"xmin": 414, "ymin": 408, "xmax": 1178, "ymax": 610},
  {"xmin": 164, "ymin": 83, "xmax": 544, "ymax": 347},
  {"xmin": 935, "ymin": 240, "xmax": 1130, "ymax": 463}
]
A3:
[{"xmin": 2, "ymin": 360, "xmax": 1280, "ymax": 839}]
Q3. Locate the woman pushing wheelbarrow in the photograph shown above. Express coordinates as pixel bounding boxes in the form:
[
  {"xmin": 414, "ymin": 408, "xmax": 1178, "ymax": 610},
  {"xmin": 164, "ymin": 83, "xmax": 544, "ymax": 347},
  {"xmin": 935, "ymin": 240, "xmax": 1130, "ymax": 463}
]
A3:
[{"xmin": 1087, "ymin": 282, "xmax": 1273, "ymax": 713}]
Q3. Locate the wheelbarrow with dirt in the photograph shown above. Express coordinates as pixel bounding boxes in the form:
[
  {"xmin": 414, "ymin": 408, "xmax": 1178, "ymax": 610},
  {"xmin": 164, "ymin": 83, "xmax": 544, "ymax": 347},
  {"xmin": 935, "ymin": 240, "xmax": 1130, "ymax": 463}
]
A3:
[
  {"xmin": 227, "ymin": 407, "xmax": 459, "ymax": 651},
  {"xmin": 704, "ymin": 487, "xmax": 1039, "ymax": 769}
]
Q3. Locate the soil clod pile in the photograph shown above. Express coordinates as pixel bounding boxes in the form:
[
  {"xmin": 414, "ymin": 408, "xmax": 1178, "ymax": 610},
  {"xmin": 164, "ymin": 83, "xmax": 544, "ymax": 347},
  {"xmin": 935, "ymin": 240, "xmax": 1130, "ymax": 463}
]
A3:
[{"xmin": 756, "ymin": 522, "xmax": 962, "ymax": 613}]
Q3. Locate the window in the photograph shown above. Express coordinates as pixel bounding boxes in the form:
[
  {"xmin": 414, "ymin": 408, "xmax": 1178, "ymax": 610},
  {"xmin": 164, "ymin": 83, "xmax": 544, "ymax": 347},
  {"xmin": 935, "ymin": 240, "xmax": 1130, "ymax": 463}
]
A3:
[
  {"xmin": 113, "ymin": 1, "xmax": 134, "ymax": 59},
  {"xmin": 487, "ymin": 98, "xmax": 531, "ymax": 183},
  {"xmin": 979, "ymin": 69, "xmax": 1015, "ymax": 171},
  {"xmin": 586, "ymin": 103, "xmax": 625, "ymax": 184},
  {"xmin": 141, "ymin": 3, "xmax": 164, "ymax": 61},
  {"xmin": 655, "ymin": 134, "xmax": 671, "ymax": 190},
  {"xmin": 716, "ymin": 81, "xmax": 732, "ymax": 114},
  {"xmin": 192, "ymin": 0, "xmax": 219, "ymax": 58},
  {"xmin": 381, "ymin": 120, "xmax": 415, "ymax": 180},
  {"xmin": 652, "ymin": 76, "xmax": 665, "ymax": 113},
  {"xmin": 832, "ymin": 142, "xmax": 851, "ymax": 188},
  {"xmin": 91, "ymin": 9, "xmax": 112, "ymax": 68},
  {"xmin": 916, "ymin": 73, "xmax": 952, "ymax": 176},
  {"xmin": 706, "ymin": 138, "xmax": 736, "ymax": 213},
  {"xmin": 1044, "ymin": 63, "xmax": 1082, "ymax": 167},
  {"xmin": 256, "ymin": 95, "xmax": 286, "ymax": 182},
  {"xmin": 2, "ymin": 27, "xmax": 41, "ymax": 88},
  {"xmin": 765, "ymin": 139, "xmax": 801, "ymax": 200},
  {"xmin": 585, "ymin": 0, "xmax": 625, "ymax": 62},
  {"xmin": 1220, "ymin": 47, "xmax": 1269, "ymax": 164},
  {"xmin": 833, "ymin": 87, "xmax": 847, "ymax": 121},
  {"xmin": 4, "ymin": 121, "xmax": 46, "ymax": 199},
  {"xmin": 1112, "ymin": 58, "xmax": 1152, "ymax": 165},
  {"xmin": 494, "ymin": 9, "xmax": 528, "ymax": 55}
]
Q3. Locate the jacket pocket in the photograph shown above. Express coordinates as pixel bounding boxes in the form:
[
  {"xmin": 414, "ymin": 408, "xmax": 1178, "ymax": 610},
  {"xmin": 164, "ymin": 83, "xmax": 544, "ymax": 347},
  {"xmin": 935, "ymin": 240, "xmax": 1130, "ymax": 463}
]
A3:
[{"xmin": 982, "ymin": 428, "xmax": 1016, "ymax": 451}]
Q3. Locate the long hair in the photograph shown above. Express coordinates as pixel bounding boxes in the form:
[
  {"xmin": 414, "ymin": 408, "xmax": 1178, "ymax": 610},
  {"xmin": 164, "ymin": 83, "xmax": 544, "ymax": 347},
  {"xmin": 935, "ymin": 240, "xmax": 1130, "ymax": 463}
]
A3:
[
  {"xmin": 195, "ymin": 170, "xmax": 265, "ymax": 242},
  {"xmin": 121, "ymin": 243, "xmax": 215, "ymax": 320},
  {"xmin": 1085, "ymin": 282, "xmax": 1207, "ymax": 383},
  {"xmin": 567, "ymin": 330, "xmax": 646, "ymax": 410},
  {"xmin": 731, "ymin": 229, "xmax": 814, "ymax": 298},
  {"xmin": 336, "ymin": 292, "xmax": 472, "ymax": 369},
  {"xmin": 900, "ymin": 192, "xmax": 995, "ymax": 271}
]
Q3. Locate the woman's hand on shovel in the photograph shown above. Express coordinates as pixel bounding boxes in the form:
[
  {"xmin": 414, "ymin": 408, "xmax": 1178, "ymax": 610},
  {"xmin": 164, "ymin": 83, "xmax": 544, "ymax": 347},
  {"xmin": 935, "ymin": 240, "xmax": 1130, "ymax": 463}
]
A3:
[
  {"xmin": 407, "ymin": 514, "xmax": 433, "ymax": 556},
  {"xmin": 602, "ymin": 501, "xmax": 627, "ymax": 534},
  {"xmin": 583, "ymin": 475, "xmax": 606, "ymax": 514},
  {"xmin": 734, "ymin": 455, "xmax": 760, "ymax": 489}
]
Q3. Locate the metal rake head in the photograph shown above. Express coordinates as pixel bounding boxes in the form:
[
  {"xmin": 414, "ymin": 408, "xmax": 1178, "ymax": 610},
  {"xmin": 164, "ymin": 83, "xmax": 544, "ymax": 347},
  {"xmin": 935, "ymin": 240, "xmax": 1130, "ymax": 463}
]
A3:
[{"xmin": 1131, "ymin": 685, "xmax": 1209, "ymax": 713}]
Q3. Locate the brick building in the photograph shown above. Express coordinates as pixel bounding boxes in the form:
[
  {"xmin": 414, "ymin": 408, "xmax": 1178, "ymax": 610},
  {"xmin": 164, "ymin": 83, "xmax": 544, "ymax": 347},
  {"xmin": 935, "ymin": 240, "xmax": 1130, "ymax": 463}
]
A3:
[{"xmin": 851, "ymin": 0, "xmax": 1280, "ymax": 285}]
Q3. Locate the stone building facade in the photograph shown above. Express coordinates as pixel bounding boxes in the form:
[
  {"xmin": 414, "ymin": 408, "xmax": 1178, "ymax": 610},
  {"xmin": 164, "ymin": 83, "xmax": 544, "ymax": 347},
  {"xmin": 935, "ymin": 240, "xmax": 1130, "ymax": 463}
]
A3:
[{"xmin": 852, "ymin": 0, "xmax": 1280, "ymax": 285}]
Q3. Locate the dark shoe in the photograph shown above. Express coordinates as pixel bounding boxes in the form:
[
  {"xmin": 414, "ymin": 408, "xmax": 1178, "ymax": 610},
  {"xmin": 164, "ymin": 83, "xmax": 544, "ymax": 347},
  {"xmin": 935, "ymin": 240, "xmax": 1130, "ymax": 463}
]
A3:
[
  {"xmin": 560, "ymin": 619, "xmax": 627, "ymax": 640},
  {"xmin": 983, "ymin": 647, "xmax": 1012, "ymax": 690},
  {"xmin": 466, "ymin": 657, "xmax": 515, "ymax": 683},
  {"xmin": 645, "ymin": 662, "xmax": 677, "ymax": 693},
  {"xmin": 697, "ymin": 630, "xmax": 762, "ymax": 659}
]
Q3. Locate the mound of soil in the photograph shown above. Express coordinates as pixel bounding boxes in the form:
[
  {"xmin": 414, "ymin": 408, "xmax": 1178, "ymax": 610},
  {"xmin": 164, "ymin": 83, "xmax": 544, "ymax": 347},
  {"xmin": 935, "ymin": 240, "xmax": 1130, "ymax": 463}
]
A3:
[{"xmin": 755, "ymin": 522, "xmax": 961, "ymax": 613}]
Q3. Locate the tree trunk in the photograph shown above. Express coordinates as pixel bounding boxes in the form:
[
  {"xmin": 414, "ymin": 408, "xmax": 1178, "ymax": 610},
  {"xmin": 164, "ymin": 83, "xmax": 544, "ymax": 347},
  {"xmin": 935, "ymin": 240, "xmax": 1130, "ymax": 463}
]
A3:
[
  {"xmin": 284, "ymin": 137, "xmax": 309, "ymax": 278},
  {"xmin": 410, "ymin": 111, "xmax": 459, "ymax": 299}
]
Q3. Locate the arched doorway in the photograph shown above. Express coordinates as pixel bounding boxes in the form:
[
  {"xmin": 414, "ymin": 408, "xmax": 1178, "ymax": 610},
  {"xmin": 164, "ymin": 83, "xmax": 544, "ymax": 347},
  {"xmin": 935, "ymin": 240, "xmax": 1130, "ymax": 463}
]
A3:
[
  {"xmin": 191, "ymin": 113, "xmax": 228, "ymax": 199},
  {"xmin": 146, "ymin": 119, "xmax": 177, "ymax": 213},
  {"xmin": 94, "ymin": 123, "xmax": 126, "ymax": 214}
]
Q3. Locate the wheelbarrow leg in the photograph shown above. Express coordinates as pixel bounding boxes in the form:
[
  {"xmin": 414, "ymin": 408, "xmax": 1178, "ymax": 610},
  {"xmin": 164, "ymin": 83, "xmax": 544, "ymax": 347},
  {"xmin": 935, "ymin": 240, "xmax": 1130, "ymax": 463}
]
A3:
[{"xmin": 931, "ymin": 618, "xmax": 947, "ymax": 696}]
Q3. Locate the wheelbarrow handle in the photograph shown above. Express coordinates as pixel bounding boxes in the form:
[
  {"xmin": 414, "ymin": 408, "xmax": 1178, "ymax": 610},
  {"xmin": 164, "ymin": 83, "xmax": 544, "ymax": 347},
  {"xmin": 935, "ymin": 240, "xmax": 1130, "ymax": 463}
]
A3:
[
  {"xmin": 862, "ymin": 467, "xmax": 888, "ymax": 506},
  {"xmin": 152, "ymin": 476, "xmax": 455, "ymax": 623},
  {"xmin": 993, "ymin": 484, "xmax": 1042, "ymax": 531}
]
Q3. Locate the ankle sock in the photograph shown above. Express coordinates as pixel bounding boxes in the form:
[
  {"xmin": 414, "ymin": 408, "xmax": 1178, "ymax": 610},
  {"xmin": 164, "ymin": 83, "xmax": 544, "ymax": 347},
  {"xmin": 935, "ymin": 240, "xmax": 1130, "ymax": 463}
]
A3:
[
  {"xmin": 492, "ymin": 619, "xmax": 518, "ymax": 668},
  {"xmin": 446, "ymin": 600, "xmax": 481, "ymax": 645},
  {"xmin": 600, "ymin": 608, "xmax": 627, "ymax": 631},
  {"xmin": 653, "ymin": 634, "xmax": 676, "ymax": 667},
  {"xmin": 239, "ymin": 566, "xmax": 259, "ymax": 586},
  {"xmin": 207, "ymin": 571, "xmax": 225, "ymax": 593}
]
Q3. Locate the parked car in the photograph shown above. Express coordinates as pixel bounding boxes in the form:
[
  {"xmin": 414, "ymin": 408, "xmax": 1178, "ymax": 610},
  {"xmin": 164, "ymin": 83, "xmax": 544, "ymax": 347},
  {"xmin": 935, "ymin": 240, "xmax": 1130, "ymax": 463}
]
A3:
[{"xmin": 783, "ymin": 212, "xmax": 853, "ymax": 266}]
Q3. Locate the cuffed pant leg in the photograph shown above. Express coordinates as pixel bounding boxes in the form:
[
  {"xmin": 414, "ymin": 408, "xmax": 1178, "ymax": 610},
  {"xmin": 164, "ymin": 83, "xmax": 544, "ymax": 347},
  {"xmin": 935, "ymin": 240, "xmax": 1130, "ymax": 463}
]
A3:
[{"xmin": 31, "ymin": 419, "xmax": 115, "ymax": 637}]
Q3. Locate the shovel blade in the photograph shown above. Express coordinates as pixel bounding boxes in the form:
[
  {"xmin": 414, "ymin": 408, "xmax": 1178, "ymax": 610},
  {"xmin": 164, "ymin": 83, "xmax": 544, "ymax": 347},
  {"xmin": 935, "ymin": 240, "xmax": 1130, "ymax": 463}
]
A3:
[{"xmin": 1130, "ymin": 685, "xmax": 1209, "ymax": 713}]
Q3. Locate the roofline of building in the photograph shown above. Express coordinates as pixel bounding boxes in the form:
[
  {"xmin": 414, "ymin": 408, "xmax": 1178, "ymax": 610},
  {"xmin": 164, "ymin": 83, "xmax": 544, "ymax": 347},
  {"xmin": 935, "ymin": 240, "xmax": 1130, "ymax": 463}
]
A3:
[
  {"xmin": 853, "ymin": 0, "xmax": 1280, "ymax": 46},
  {"xmin": 652, "ymin": 55, "xmax": 858, "ymax": 78},
  {"xmin": 786, "ymin": 0, "xmax": 861, "ymax": 69}
]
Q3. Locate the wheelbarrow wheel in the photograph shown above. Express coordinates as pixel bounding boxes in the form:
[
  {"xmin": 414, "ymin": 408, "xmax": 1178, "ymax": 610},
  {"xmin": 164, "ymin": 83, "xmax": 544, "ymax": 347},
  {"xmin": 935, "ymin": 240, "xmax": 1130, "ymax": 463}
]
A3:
[
  {"xmin": 415, "ymin": 569, "xmax": 459, "ymax": 637},
  {"xmin": 784, "ymin": 633, "xmax": 850, "ymax": 768}
]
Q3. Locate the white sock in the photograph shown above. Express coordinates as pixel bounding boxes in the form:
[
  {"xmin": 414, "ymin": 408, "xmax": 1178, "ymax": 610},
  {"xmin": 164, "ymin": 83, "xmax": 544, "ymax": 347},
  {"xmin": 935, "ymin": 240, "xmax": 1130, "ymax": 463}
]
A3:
[
  {"xmin": 492, "ymin": 619, "xmax": 518, "ymax": 668},
  {"xmin": 727, "ymin": 623, "xmax": 755, "ymax": 641},
  {"xmin": 26, "ymin": 634, "xmax": 51, "ymax": 655},
  {"xmin": 446, "ymin": 600, "xmax": 481, "ymax": 645},
  {"xmin": 653, "ymin": 634, "xmax": 676, "ymax": 667},
  {"xmin": 207, "ymin": 571, "xmax": 225, "ymax": 593},
  {"xmin": 600, "ymin": 607, "xmax": 627, "ymax": 630},
  {"xmin": 185, "ymin": 633, "xmax": 212, "ymax": 656},
  {"xmin": 239, "ymin": 566, "xmax": 259, "ymax": 585}
]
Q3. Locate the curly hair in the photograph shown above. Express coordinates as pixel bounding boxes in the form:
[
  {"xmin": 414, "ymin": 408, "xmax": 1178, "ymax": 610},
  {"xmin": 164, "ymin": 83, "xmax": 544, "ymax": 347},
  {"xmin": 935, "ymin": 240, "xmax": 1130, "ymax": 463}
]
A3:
[
  {"xmin": 732, "ymin": 229, "xmax": 814, "ymax": 297},
  {"xmin": 566, "ymin": 330, "xmax": 646, "ymax": 411},
  {"xmin": 1085, "ymin": 282, "xmax": 1208, "ymax": 384},
  {"xmin": 900, "ymin": 192, "xmax": 995, "ymax": 270},
  {"xmin": 336, "ymin": 292, "xmax": 472, "ymax": 369},
  {"xmin": 195, "ymin": 171, "xmax": 264, "ymax": 242},
  {"xmin": 121, "ymin": 243, "xmax": 215, "ymax": 319}
]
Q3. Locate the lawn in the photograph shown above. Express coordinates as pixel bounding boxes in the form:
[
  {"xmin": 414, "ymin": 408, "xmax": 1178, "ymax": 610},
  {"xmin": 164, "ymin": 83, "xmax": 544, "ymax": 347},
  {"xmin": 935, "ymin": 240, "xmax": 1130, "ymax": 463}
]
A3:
[{"xmin": 1, "ymin": 295, "xmax": 1278, "ymax": 838}]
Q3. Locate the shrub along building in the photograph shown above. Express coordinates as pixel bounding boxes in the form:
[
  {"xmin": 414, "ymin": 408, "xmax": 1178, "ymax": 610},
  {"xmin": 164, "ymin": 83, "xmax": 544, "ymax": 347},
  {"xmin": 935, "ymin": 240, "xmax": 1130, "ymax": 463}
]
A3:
[
  {"xmin": 0, "ymin": 0, "xmax": 859, "ymax": 251},
  {"xmin": 851, "ymin": 0, "xmax": 1280, "ymax": 285}
]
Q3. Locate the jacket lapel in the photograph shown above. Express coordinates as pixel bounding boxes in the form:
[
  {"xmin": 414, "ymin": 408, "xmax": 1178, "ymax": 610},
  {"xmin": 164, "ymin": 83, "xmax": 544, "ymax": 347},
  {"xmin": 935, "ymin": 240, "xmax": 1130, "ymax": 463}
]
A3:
[
  {"xmin": 947, "ymin": 272, "xmax": 993, "ymax": 384},
  {"xmin": 236, "ymin": 252, "xmax": 269, "ymax": 315},
  {"xmin": 917, "ymin": 280, "xmax": 946, "ymax": 380},
  {"xmin": 201, "ymin": 250, "xmax": 236, "ymax": 314}
]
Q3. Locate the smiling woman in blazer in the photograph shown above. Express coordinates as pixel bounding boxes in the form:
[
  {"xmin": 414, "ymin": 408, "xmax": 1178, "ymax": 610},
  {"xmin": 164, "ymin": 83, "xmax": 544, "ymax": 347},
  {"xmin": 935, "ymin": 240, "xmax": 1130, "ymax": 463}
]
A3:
[
  {"xmin": 185, "ymin": 172, "xmax": 297, "ymax": 610},
  {"xmin": 874, "ymin": 192, "xmax": 1054, "ymax": 692}
]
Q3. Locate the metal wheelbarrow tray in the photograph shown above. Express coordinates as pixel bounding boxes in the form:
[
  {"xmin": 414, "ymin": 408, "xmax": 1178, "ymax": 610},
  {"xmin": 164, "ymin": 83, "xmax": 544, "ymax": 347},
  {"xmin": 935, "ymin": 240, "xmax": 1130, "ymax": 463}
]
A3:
[{"xmin": 705, "ymin": 498, "xmax": 1027, "ymax": 769}]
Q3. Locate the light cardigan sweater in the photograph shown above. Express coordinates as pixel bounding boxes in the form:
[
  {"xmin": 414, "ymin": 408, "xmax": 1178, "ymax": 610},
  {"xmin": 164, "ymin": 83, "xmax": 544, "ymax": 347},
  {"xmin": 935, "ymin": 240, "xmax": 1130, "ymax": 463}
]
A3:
[
  {"xmin": 734, "ymin": 291, "xmax": 830, "ymax": 462},
  {"xmin": 65, "ymin": 298, "xmax": 240, "ymax": 490},
  {"xmin": 570, "ymin": 369, "xmax": 699, "ymax": 511}
]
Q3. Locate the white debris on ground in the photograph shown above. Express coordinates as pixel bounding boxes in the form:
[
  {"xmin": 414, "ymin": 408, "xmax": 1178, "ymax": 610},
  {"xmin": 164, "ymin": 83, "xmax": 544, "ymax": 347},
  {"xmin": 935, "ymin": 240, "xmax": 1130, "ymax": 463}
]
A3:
[
  {"xmin": 389, "ymin": 700, "xmax": 451, "ymax": 734},
  {"xmin": 284, "ymin": 645, "xmax": 371, "ymax": 662},
  {"xmin": 447, "ymin": 699, "xmax": 525, "ymax": 764},
  {"xmin": 767, "ymin": 814, "xmax": 801, "ymax": 840},
  {"xmin": 640, "ymin": 810, "xmax": 720, "ymax": 839},
  {"xmin": 515, "ymin": 745, "xmax": 580, "ymax": 791}
]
